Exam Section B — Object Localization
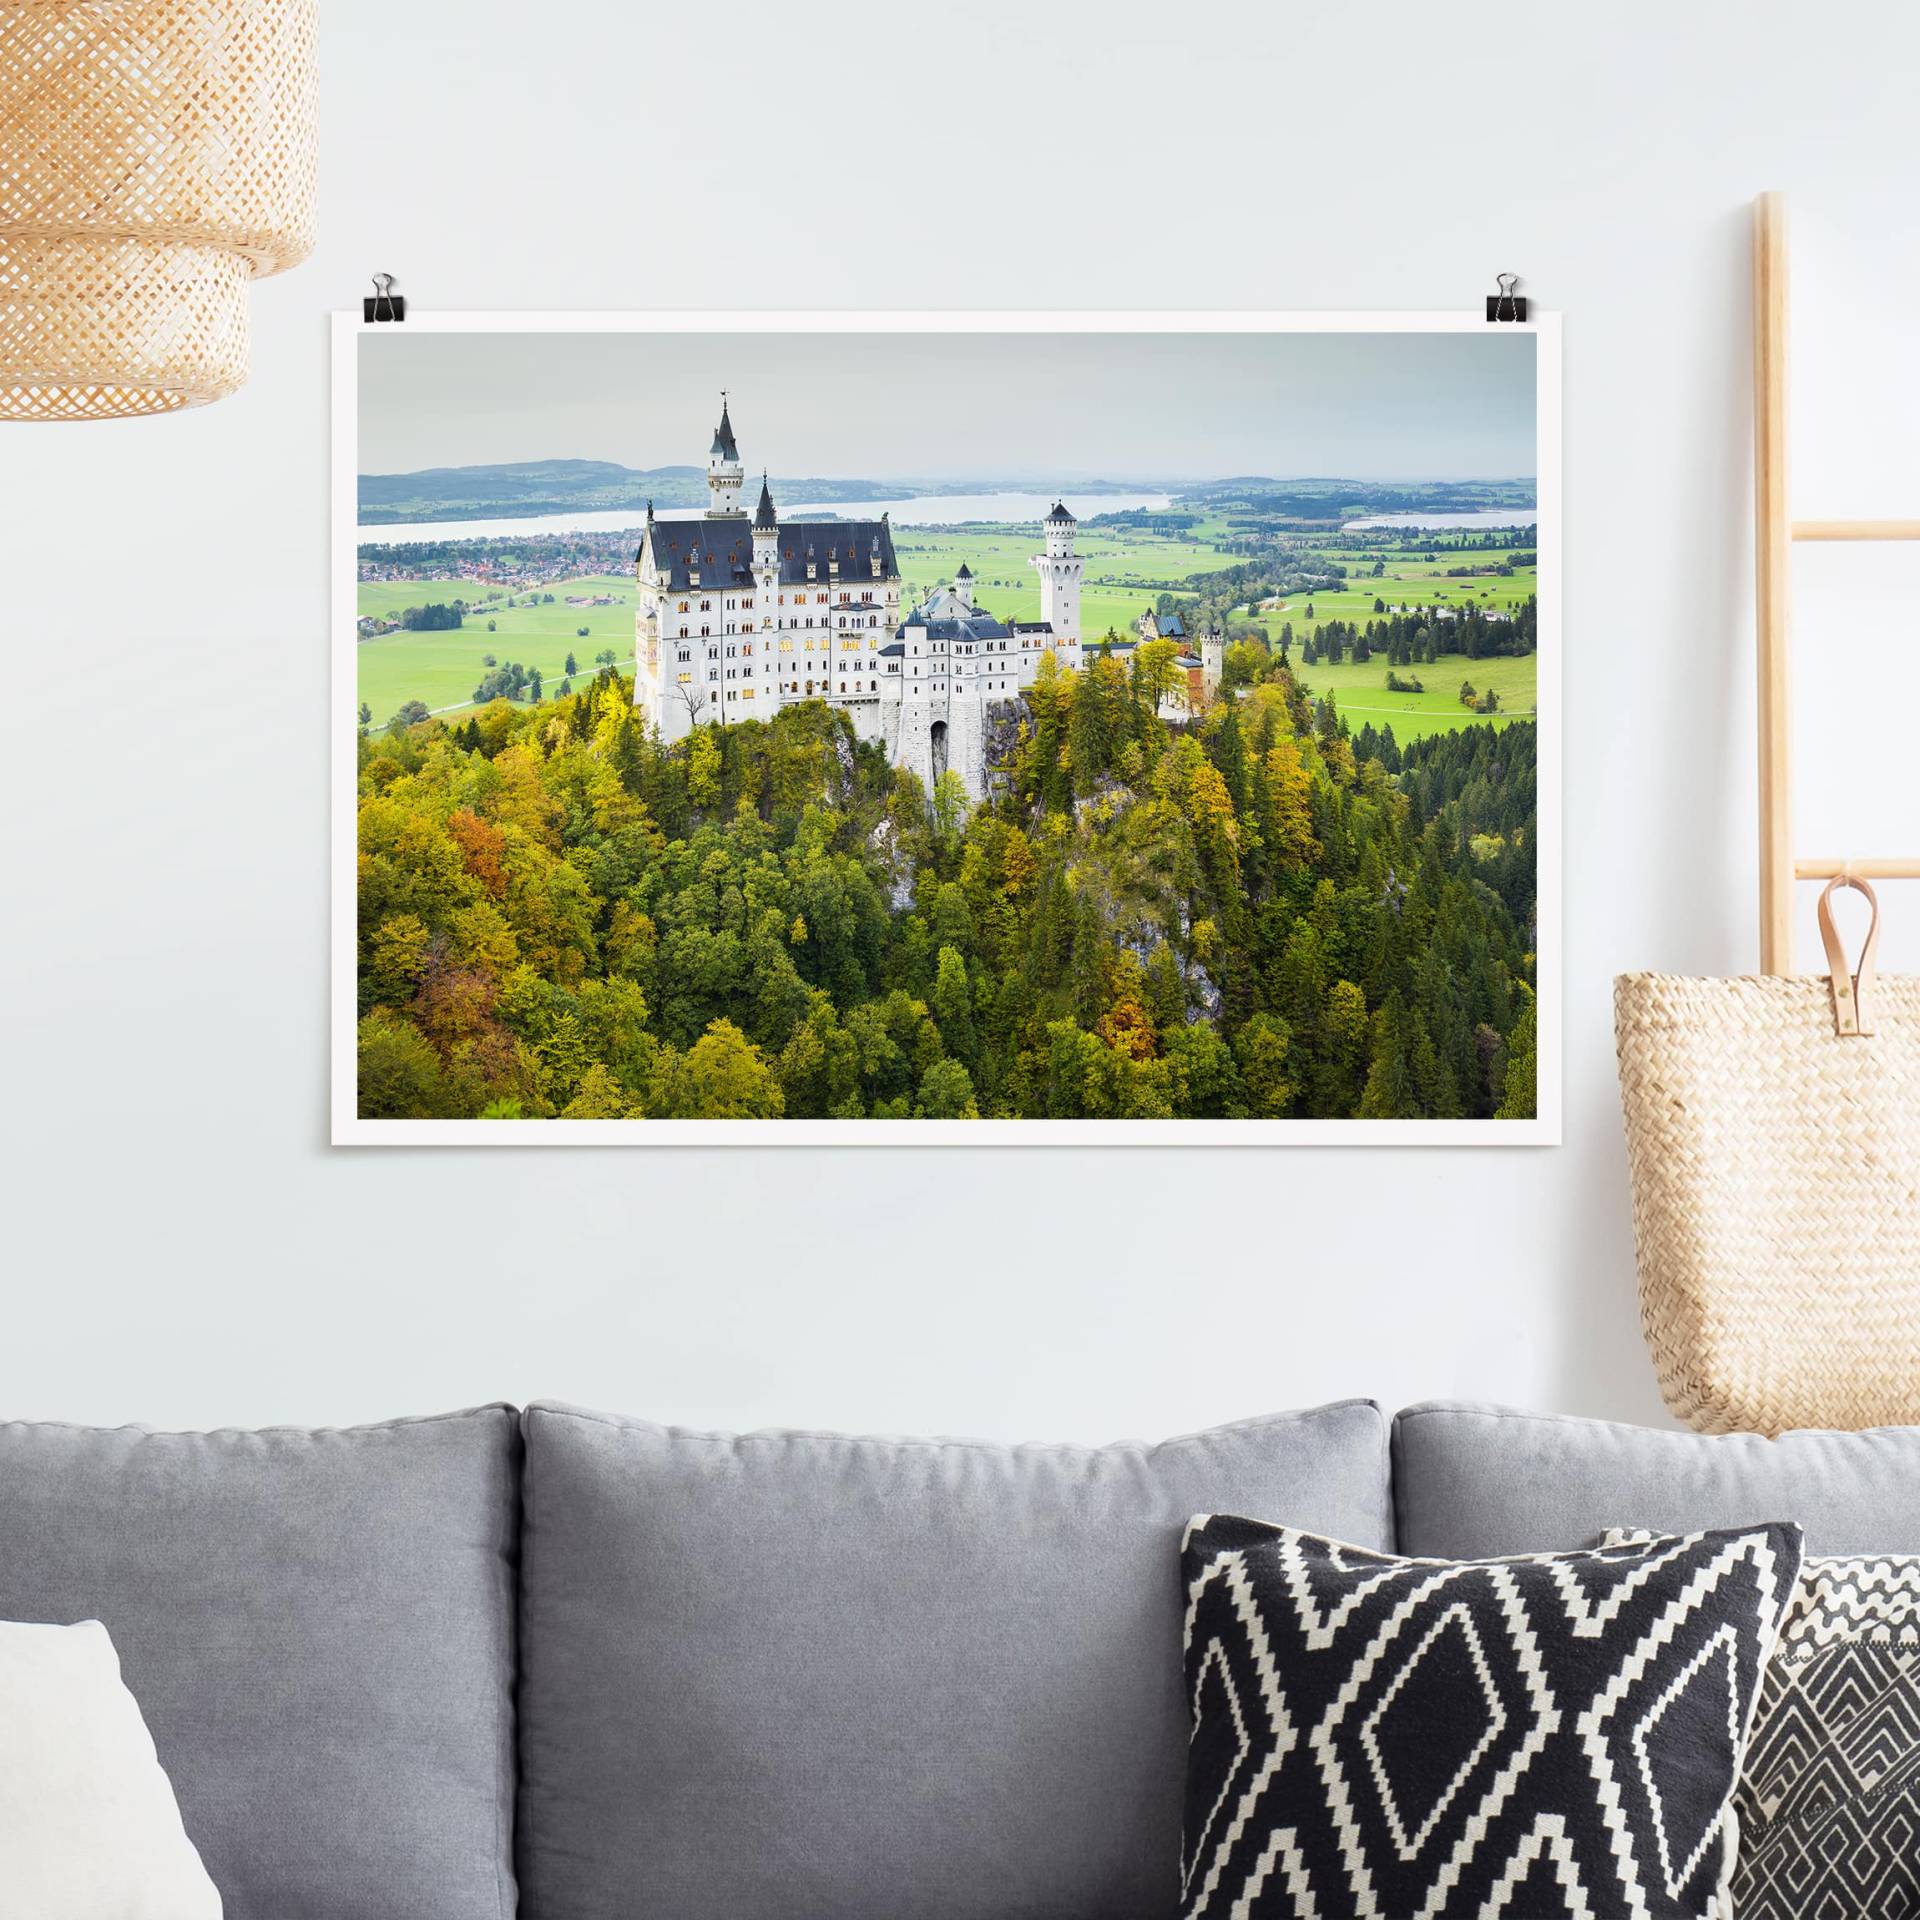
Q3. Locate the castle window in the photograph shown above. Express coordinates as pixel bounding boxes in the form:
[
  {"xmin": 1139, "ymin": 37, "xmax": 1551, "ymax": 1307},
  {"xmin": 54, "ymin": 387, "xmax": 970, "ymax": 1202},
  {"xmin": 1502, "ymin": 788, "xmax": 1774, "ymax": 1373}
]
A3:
[
  {"xmin": 701, "ymin": 599, "xmax": 712, "ymax": 611},
  {"xmin": 677, "ymin": 649, "xmax": 690, "ymax": 663},
  {"xmin": 677, "ymin": 601, "xmax": 689, "ymax": 613},
  {"xmin": 701, "ymin": 626, "xmax": 710, "ymax": 638}
]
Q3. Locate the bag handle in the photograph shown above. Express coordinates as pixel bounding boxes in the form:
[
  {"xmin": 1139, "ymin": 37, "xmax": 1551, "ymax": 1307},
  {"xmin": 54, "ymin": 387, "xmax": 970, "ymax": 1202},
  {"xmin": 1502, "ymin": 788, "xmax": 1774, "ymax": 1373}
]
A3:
[{"xmin": 1817, "ymin": 873, "xmax": 1881, "ymax": 1037}]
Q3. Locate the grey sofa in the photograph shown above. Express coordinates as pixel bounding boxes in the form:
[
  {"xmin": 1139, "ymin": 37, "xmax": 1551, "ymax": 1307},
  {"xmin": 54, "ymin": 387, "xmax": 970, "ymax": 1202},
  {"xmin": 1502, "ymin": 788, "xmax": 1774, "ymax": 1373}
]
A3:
[{"xmin": 6, "ymin": 1397, "xmax": 1920, "ymax": 1919}]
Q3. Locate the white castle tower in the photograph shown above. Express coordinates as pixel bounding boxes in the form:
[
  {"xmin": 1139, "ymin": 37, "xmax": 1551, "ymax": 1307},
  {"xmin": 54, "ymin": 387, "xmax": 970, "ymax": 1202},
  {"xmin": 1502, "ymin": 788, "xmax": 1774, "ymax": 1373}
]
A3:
[
  {"xmin": 751, "ymin": 471, "xmax": 779, "ymax": 576},
  {"xmin": 706, "ymin": 394, "xmax": 743, "ymax": 518},
  {"xmin": 1033, "ymin": 500, "xmax": 1082, "ymax": 669}
]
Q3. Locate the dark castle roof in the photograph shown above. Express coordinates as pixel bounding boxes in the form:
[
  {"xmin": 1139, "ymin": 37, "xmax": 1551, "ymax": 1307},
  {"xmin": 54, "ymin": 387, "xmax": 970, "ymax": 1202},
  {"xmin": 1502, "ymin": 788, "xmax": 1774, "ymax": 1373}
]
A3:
[
  {"xmin": 955, "ymin": 562, "xmax": 972, "ymax": 579},
  {"xmin": 901, "ymin": 614, "xmax": 1016, "ymax": 644},
  {"xmin": 1046, "ymin": 499, "xmax": 1076, "ymax": 523},
  {"xmin": 639, "ymin": 515, "xmax": 898, "ymax": 591},
  {"xmin": 754, "ymin": 475, "xmax": 777, "ymax": 529},
  {"xmin": 898, "ymin": 598, "xmax": 1060, "ymax": 646},
  {"xmin": 710, "ymin": 401, "xmax": 739, "ymax": 462},
  {"xmin": 1157, "ymin": 612, "xmax": 1186, "ymax": 637}
]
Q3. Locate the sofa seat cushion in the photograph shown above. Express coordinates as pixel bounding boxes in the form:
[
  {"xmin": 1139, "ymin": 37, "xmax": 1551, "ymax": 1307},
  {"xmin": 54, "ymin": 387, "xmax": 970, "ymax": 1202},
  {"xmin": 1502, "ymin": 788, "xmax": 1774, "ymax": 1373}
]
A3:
[
  {"xmin": 516, "ymin": 1398, "xmax": 1392, "ymax": 1920},
  {"xmin": 0, "ymin": 1406, "xmax": 519, "ymax": 1920},
  {"xmin": 1393, "ymin": 1401, "xmax": 1920, "ymax": 1558}
]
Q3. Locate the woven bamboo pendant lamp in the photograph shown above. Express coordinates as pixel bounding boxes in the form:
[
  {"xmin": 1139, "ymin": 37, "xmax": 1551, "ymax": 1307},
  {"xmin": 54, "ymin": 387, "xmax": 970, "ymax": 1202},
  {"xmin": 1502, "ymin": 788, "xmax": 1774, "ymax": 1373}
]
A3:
[{"xmin": 0, "ymin": 0, "xmax": 316, "ymax": 420}]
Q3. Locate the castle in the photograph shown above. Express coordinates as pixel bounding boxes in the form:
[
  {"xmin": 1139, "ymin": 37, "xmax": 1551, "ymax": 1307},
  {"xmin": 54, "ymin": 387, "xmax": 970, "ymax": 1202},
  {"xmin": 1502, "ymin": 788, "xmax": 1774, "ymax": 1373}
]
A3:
[{"xmin": 632, "ymin": 399, "xmax": 1082, "ymax": 799}]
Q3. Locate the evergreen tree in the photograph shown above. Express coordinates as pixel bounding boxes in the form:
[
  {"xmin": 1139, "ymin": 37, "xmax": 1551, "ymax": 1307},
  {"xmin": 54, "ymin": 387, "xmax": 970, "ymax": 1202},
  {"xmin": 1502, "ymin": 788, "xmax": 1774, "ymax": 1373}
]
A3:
[
  {"xmin": 1212, "ymin": 709, "xmax": 1249, "ymax": 818},
  {"xmin": 1357, "ymin": 993, "xmax": 1421, "ymax": 1118},
  {"xmin": 1495, "ymin": 990, "xmax": 1537, "ymax": 1119},
  {"xmin": 1309, "ymin": 979, "xmax": 1370, "ymax": 1117}
]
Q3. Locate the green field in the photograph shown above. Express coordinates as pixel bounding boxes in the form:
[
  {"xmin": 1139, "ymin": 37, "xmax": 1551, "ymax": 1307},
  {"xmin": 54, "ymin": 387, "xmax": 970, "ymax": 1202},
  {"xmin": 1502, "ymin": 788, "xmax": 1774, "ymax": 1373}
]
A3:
[
  {"xmin": 1245, "ymin": 532, "xmax": 1537, "ymax": 626},
  {"xmin": 357, "ymin": 575, "xmax": 637, "ymax": 724},
  {"xmin": 356, "ymin": 519, "xmax": 1540, "ymax": 734},
  {"xmin": 1287, "ymin": 648, "xmax": 1536, "ymax": 741},
  {"xmin": 1236, "ymin": 528, "xmax": 1538, "ymax": 740}
]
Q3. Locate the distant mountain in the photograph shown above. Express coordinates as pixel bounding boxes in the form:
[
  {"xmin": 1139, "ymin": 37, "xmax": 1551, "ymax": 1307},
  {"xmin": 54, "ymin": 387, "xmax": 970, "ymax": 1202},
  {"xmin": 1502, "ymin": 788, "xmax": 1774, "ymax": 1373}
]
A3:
[
  {"xmin": 1174, "ymin": 476, "xmax": 1537, "ymax": 520},
  {"xmin": 357, "ymin": 458, "xmax": 920, "ymax": 525}
]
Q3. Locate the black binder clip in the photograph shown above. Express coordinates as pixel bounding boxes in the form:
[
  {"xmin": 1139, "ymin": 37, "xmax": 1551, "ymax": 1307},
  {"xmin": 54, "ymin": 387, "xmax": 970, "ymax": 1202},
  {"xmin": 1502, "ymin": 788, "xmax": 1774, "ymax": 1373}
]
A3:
[
  {"xmin": 363, "ymin": 273, "xmax": 406, "ymax": 323},
  {"xmin": 1485, "ymin": 273, "xmax": 1527, "ymax": 323}
]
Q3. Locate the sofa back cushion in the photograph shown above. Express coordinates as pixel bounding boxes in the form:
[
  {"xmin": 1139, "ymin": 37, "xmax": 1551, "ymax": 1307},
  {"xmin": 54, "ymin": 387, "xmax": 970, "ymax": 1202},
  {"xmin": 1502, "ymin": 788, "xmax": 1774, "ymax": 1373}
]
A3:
[
  {"xmin": 516, "ymin": 1397, "xmax": 1391, "ymax": 1920},
  {"xmin": 1394, "ymin": 1400, "xmax": 1920, "ymax": 1557},
  {"xmin": 0, "ymin": 1406, "xmax": 519, "ymax": 1920}
]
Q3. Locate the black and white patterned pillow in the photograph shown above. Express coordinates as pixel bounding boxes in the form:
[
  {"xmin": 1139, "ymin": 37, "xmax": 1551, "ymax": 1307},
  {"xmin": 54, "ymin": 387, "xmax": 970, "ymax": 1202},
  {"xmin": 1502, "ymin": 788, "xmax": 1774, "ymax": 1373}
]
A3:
[
  {"xmin": 1181, "ymin": 1516, "xmax": 1803, "ymax": 1920},
  {"xmin": 1608, "ymin": 1533, "xmax": 1920, "ymax": 1918}
]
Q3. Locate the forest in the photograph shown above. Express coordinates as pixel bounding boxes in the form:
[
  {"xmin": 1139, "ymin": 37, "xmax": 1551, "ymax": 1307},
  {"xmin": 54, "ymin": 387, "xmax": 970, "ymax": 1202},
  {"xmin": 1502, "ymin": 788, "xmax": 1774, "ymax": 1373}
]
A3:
[{"xmin": 356, "ymin": 630, "xmax": 1538, "ymax": 1122}]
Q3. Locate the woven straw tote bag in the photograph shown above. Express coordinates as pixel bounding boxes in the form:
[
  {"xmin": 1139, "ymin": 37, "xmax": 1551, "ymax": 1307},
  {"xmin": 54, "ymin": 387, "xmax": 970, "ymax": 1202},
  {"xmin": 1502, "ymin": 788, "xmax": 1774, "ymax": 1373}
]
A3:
[{"xmin": 1616, "ymin": 876, "xmax": 1920, "ymax": 1435}]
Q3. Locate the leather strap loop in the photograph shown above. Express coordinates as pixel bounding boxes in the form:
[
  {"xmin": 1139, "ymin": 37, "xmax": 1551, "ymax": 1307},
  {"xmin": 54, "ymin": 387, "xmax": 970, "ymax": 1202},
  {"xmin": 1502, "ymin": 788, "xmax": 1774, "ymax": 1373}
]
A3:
[{"xmin": 1817, "ymin": 873, "xmax": 1880, "ymax": 1037}]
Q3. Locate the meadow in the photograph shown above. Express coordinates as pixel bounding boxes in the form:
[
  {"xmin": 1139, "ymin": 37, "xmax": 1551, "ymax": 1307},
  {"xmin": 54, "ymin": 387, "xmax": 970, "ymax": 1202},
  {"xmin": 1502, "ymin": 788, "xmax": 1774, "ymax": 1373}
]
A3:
[
  {"xmin": 358, "ymin": 574, "xmax": 637, "ymax": 724},
  {"xmin": 1241, "ymin": 531, "xmax": 1536, "ymax": 623},
  {"xmin": 1256, "ymin": 528, "xmax": 1539, "ymax": 740},
  {"xmin": 1285, "ymin": 649, "xmax": 1536, "ymax": 741},
  {"xmin": 355, "ymin": 517, "xmax": 1540, "ymax": 736}
]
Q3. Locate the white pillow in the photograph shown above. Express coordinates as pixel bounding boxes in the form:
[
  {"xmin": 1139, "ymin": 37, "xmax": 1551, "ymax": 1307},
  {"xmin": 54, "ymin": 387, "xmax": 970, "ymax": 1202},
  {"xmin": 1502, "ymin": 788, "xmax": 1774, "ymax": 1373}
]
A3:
[{"xmin": 0, "ymin": 1619, "xmax": 221, "ymax": 1919}]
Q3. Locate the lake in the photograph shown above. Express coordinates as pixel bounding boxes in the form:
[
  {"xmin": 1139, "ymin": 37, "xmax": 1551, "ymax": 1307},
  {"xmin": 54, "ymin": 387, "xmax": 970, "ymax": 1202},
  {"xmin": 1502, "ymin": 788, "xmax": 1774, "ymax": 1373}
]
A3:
[
  {"xmin": 1346, "ymin": 510, "xmax": 1539, "ymax": 530},
  {"xmin": 356, "ymin": 489, "xmax": 1174, "ymax": 548}
]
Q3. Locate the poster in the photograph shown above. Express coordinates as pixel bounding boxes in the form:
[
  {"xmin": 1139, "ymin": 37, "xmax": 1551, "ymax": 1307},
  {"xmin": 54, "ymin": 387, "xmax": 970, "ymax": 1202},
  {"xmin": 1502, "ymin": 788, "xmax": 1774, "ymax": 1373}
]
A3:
[{"xmin": 334, "ymin": 313, "xmax": 1559, "ymax": 1143}]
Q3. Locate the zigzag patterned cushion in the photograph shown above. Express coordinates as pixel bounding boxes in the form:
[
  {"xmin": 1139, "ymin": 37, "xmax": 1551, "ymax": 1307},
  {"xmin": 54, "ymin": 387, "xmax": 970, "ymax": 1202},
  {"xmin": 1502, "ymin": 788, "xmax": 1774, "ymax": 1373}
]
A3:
[
  {"xmin": 1181, "ymin": 1517, "xmax": 1803, "ymax": 1920},
  {"xmin": 1608, "ymin": 1533, "xmax": 1920, "ymax": 1918}
]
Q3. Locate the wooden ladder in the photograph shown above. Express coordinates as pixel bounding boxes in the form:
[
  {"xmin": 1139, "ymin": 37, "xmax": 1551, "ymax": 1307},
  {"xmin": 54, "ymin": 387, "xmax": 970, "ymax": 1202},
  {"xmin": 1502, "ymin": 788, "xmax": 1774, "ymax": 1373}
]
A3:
[{"xmin": 1754, "ymin": 190, "xmax": 1920, "ymax": 971}]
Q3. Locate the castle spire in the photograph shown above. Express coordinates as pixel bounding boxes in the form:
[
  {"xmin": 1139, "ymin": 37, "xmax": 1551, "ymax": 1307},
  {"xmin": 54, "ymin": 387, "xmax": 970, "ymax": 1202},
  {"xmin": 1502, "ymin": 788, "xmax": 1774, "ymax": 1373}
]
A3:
[
  {"xmin": 706, "ymin": 392, "xmax": 744, "ymax": 517},
  {"xmin": 753, "ymin": 471, "xmax": 777, "ymax": 530},
  {"xmin": 711, "ymin": 392, "xmax": 738, "ymax": 462}
]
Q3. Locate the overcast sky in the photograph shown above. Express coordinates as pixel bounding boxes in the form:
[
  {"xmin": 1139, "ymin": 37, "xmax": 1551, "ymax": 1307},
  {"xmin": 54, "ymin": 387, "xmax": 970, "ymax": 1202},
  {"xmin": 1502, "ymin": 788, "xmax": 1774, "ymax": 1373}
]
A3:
[{"xmin": 357, "ymin": 329, "xmax": 1535, "ymax": 484}]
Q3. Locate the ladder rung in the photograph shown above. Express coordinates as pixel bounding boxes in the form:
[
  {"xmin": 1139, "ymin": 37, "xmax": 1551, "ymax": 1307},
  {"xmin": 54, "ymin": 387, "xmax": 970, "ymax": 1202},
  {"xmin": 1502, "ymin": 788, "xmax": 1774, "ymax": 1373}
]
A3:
[
  {"xmin": 1796, "ymin": 857, "xmax": 1920, "ymax": 880},
  {"xmin": 1792, "ymin": 519, "xmax": 1920, "ymax": 542}
]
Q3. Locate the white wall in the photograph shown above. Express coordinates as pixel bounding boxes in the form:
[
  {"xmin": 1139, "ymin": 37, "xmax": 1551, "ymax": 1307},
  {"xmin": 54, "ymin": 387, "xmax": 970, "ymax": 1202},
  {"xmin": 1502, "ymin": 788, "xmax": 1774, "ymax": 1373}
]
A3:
[{"xmin": 3, "ymin": 0, "xmax": 1916, "ymax": 1440}]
